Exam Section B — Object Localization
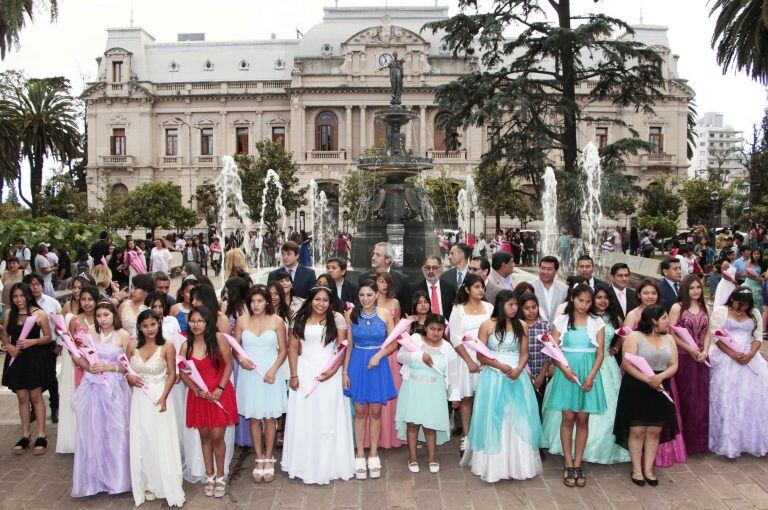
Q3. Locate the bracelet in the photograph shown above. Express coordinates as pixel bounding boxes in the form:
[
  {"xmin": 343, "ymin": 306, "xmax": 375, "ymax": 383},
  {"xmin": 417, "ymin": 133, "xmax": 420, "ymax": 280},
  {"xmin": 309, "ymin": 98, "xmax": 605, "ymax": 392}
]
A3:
[
  {"xmin": 290, "ymin": 375, "xmax": 298, "ymax": 379},
  {"xmin": 216, "ymin": 385, "xmax": 225, "ymax": 391},
  {"xmin": 342, "ymin": 371, "xmax": 348, "ymax": 375}
]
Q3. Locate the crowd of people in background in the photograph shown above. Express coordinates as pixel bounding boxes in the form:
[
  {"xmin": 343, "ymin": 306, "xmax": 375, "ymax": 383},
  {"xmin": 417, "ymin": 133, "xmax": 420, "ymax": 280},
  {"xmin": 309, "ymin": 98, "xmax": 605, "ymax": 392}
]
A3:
[{"xmin": 1, "ymin": 222, "xmax": 768, "ymax": 506}]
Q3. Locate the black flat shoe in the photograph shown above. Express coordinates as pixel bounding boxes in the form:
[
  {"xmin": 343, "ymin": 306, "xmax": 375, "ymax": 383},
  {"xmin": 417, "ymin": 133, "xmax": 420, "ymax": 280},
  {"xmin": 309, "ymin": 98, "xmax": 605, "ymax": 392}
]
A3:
[
  {"xmin": 644, "ymin": 476, "xmax": 659, "ymax": 487},
  {"xmin": 51, "ymin": 409, "xmax": 58, "ymax": 424},
  {"xmin": 631, "ymin": 474, "xmax": 646, "ymax": 487}
]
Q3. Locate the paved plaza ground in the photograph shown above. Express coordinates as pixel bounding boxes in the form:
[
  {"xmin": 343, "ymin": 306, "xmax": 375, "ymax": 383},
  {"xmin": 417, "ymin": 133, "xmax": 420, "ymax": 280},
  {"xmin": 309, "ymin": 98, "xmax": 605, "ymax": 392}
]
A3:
[{"xmin": 3, "ymin": 393, "xmax": 768, "ymax": 510}]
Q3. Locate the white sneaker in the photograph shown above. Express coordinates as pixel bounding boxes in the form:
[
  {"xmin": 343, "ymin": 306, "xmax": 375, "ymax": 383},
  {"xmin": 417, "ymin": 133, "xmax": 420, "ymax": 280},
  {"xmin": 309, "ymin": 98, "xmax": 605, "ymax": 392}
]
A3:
[
  {"xmin": 429, "ymin": 461, "xmax": 440, "ymax": 474},
  {"xmin": 408, "ymin": 461, "xmax": 420, "ymax": 473},
  {"xmin": 460, "ymin": 435, "xmax": 467, "ymax": 455}
]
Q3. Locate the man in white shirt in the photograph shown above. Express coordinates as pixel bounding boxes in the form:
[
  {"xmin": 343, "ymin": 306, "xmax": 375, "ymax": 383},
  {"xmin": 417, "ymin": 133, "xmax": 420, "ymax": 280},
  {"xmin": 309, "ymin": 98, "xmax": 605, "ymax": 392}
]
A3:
[
  {"xmin": 417, "ymin": 255, "xmax": 456, "ymax": 318},
  {"xmin": 15, "ymin": 238, "xmax": 32, "ymax": 274},
  {"xmin": 576, "ymin": 255, "xmax": 606, "ymax": 289},
  {"xmin": 608, "ymin": 262, "xmax": 637, "ymax": 320},
  {"xmin": 443, "ymin": 243, "xmax": 471, "ymax": 288},
  {"xmin": 24, "ymin": 273, "xmax": 62, "ymax": 423},
  {"xmin": 532, "ymin": 256, "xmax": 569, "ymax": 321},
  {"xmin": 487, "ymin": 251, "xmax": 517, "ymax": 292},
  {"xmin": 34, "ymin": 243, "xmax": 57, "ymax": 298}
]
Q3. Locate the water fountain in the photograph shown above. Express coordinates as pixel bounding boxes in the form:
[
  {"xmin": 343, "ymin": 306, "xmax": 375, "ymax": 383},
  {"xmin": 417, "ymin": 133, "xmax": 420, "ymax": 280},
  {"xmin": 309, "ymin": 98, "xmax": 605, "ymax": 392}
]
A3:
[
  {"xmin": 580, "ymin": 142, "xmax": 603, "ymax": 259},
  {"xmin": 352, "ymin": 54, "xmax": 438, "ymax": 274},
  {"xmin": 457, "ymin": 189, "xmax": 468, "ymax": 236},
  {"xmin": 255, "ymin": 168, "xmax": 287, "ymax": 271},
  {"xmin": 216, "ymin": 156, "xmax": 257, "ymax": 285},
  {"xmin": 541, "ymin": 166, "xmax": 559, "ymax": 256}
]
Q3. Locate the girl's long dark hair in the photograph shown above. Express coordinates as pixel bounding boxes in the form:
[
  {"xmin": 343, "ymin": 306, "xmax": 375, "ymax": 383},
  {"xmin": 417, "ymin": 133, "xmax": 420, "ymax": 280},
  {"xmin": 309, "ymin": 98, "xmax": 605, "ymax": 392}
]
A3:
[
  {"xmin": 410, "ymin": 289, "xmax": 431, "ymax": 315},
  {"xmin": 726, "ymin": 286, "xmax": 758, "ymax": 334},
  {"xmin": 564, "ymin": 283, "xmax": 597, "ymax": 330},
  {"xmin": 246, "ymin": 285, "xmax": 274, "ymax": 316},
  {"xmin": 94, "ymin": 301, "xmax": 122, "ymax": 333},
  {"xmin": 185, "ymin": 306, "xmax": 222, "ymax": 371},
  {"xmin": 315, "ymin": 274, "xmax": 342, "ymax": 313},
  {"xmin": 455, "ymin": 273, "xmax": 485, "ymax": 305},
  {"xmin": 79, "ymin": 284, "xmax": 102, "ymax": 310},
  {"xmin": 291, "ymin": 287, "xmax": 338, "ymax": 346},
  {"xmin": 490, "ymin": 290, "xmax": 524, "ymax": 344},
  {"xmin": 350, "ymin": 279, "xmax": 377, "ymax": 325},
  {"xmin": 266, "ymin": 281, "xmax": 291, "ymax": 321},
  {"xmin": 637, "ymin": 304, "xmax": 667, "ymax": 335},
  {"xmin": 176, "ymin": 278, "xmax": 197, "ymax": 306},
  {"xmin": 594, "ymin": 283, "xmax": 621, "ymax": 328},
  {"xmin": 136, "ymin": 309, "xmax": 166, "ymax": 349},
  {"xmin": 224, "ymin": 276, "xmax": 249, "ymax": 318},
  {"xmin": 192, "ymin": 284, "xmax": 221, "ymax": 320},
  {"xmin": 678, "ymin": 274, "xmax": 707, "ymax": 315},
  {"xmin": 7, "ymin": 282, "xmax": 38, "ymax": 334}
]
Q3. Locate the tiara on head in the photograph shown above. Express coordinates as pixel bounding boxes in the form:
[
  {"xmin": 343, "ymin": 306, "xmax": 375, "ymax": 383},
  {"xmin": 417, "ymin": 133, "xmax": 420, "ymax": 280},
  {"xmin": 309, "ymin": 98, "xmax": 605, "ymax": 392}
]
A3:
[{"xmin": 311, "ymin": 285, "xmax": 332, "ymax": 294}]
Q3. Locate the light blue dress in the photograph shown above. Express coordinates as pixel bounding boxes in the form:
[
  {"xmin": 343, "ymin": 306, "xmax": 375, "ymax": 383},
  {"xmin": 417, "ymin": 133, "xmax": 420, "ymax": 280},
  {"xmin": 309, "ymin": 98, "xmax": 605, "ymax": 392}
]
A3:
[
  {"xmin": 235, "ymin": 330, "xmax": 287, "ymax": 419},
  {"xmin": 543, "ymin": 319, "xmax": 630, "ymax": 463},
  {"xmin": 460, "ymin": 332, "xmax": 545, "ymax": 482}
]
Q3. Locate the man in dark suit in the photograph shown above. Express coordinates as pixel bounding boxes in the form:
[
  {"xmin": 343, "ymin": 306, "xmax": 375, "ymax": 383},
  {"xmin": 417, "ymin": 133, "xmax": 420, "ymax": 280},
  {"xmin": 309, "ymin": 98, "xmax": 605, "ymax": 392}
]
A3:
[
  {"xmin": 608, "ymin": 262, "xmax": 638, "ymax": 320},
  {"xmin": 658, "ymin": 257, "xmax": 682, "ymax": 312},
  {"xmin": 576, "ymin": 254, "xmax": 607, "ymax": 289},
  {"xmin": 415, "ymin": 255, "xmax": 457, "ymax": 318},
  {"xmin": 326, "ymin": 257, "xmax": 358, "ymax": 305},
  {"xmin": 267, "ymin": 240, "xmax": 316, "ymax": 299},
  {"xmin": 357, "ymin": 242, "xmax": 413, "ymax": 312},
  {"xmin": 442, "ymin": 243, "xmax": 472, "ymax": 289}
]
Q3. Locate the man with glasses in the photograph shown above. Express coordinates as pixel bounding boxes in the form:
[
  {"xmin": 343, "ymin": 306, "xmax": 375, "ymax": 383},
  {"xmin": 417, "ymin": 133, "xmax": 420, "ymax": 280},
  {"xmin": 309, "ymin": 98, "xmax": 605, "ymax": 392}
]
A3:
[
  {"xmin": 415, "ymin": 255, "xmax": 456, "ymax": 317},
  {"xmin": 469, "ymin": 256, "xmax": 503, "ymax": 304}
]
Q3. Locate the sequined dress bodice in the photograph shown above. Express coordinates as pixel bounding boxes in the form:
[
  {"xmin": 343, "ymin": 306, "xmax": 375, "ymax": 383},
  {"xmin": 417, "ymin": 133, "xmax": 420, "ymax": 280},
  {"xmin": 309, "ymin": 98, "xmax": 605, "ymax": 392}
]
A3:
[{"xmin": 130, "ymin": 347, "xmax": 167, "ymax": 385}]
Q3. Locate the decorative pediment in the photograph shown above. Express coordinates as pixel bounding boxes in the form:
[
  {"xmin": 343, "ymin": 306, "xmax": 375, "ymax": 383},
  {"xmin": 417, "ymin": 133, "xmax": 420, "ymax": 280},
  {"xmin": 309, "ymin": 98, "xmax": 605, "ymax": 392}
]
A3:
[
  {"xmin": 105, "ymin": 47, "xmax": 133, "ymax": 57},
  {"xmin": 194, "ymin": 118, "xmax": 216, "ymax": 127},
  {"xmin": 230, "ymin": 118, "xmax": 253, "ymax": 126},
  {"xmin": 107, "ymin": 114, "xmax": 130, "ymax": 127},
  {"xmin": 161, "ymin": 118, "xmax": 183, "ymax": 126},
  {"xmin": 346, "ymin": 24, "xmax": 427, "ymax": 47},
  {"xmin": 267, "ymin": 116, "xmax": 290, "ymax": 125}
]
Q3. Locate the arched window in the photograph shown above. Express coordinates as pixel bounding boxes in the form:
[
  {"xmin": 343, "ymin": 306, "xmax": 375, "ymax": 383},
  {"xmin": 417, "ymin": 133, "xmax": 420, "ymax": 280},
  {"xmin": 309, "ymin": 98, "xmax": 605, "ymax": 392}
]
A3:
[
  {"xmin": 110, "ymin": 183, "xmax": 129, "ymax": 197},
  {"xmin": 315, "ymin": 111, "xmax": 338, "ymax": 151},
  {"xmin": 434, "ymin": 112, "xmax": 454, "ymax": 152}
]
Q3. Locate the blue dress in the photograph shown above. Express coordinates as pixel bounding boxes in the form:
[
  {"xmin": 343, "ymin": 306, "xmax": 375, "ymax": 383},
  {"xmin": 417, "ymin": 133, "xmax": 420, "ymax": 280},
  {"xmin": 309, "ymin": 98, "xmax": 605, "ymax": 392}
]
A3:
[
  {"xmin": 543, "ymin": 320, "xmax": 629, "ymax": 463},
  {"xmin": 344, "ymin": 310, "xmax": 397, "ymax": 404},
  {"xmin": 543, "ymin": 326, "xmax": 607, "ymax": 414},
  {"xmin": 461, "ymin": 332, "xmax": 545, "ymax": 482},
  {"xmin": 235, "ymin": 330, "xmax": 288, "ymax": 419}
]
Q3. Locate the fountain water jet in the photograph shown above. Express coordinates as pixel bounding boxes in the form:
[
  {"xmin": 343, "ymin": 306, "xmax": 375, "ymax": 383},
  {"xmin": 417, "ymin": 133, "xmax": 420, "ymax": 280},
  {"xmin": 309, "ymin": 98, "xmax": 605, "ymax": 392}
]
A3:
[
  {"xmin": 216, "ymin": 156, "xmax": 257, "ymax": 287},
  {"xmin": 580, "ymin": 142, "xmax": 603, "ymax": 259},
  {"xmin": 255, "ymin": 169, "xmax": 286, "ymax": 271},
  {"xmin": 541, "ymin": 166, "xmax": 559, "ymax": 256}
]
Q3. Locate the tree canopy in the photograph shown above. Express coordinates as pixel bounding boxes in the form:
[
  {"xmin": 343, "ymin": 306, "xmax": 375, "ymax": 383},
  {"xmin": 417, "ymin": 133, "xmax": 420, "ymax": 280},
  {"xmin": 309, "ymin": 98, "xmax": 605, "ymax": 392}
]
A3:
[
  {"xmin": 710, "ymin": 0, "xmax": 768, "ymax": 84},
  {"xmin": 107, "ymin": 182, "xmax": 198, "ymax": 237},
  {"xmin": 0, "ymin": 0, "xmax": 58, "ymax": 58}
]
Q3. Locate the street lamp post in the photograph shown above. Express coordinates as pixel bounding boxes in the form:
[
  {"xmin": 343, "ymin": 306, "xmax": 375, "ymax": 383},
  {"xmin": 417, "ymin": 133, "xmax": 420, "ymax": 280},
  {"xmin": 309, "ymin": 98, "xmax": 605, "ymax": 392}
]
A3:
[{"xmin": 710, "ymin": 190, "xmax": 720, "ymax": 237}]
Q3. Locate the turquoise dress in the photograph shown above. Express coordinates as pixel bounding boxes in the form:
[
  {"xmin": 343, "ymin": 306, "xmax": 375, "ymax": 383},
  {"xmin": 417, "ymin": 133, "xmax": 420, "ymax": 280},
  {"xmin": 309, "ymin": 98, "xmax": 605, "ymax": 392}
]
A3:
[
  {"xmin": 543, "ymin": 319, "xmax": 629, "ymax": 463},
  {"xmin": 395, "ymin": 343, "xmax": 452, "ymax": 445},
  {"xmin": 460, "ymin": 332, "xmax": 545, "ymax": 482},
  {"xmin": 235, "ymin": 330, "xmax": 288, "ymax": 419},
  {"xmin": 543, "ymin": 325, "xmax": 607, "ymax": 414}
]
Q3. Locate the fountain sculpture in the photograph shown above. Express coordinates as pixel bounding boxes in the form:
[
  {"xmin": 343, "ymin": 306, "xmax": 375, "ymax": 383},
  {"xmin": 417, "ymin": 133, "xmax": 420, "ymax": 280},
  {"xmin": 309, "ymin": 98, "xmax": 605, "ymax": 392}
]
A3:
[{"xmin": 352, "ymin": 55, "xmax": 438, "ymax": 273}]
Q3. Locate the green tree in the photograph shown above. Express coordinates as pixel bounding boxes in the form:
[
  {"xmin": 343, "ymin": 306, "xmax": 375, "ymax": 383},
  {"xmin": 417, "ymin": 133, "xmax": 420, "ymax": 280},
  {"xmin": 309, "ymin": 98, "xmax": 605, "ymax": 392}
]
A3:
[
  {"xmin": 37, "ymin": 167, "xmax": 92, "ymax": 222},
  {"xmin": 0, "ymin": 0, "xmax": 58, "ymax": 58},
  {"xmin": 423, "ymin": 167, "xmax": 461, "ymax": 227},
  {"xmin": 638, "ymin": 176, "xmax": 682, "ymax": 238},
  {"xmin": 425, "ymin": 0, "xmax": 665, "ymax": 236},
  {"xmin": 340, "ymin": 167, "xmax": 382, "ymax": 230},
  {"xmin": 110, "ymin": 182, "xmax": 199, "ymax": 238},
  {"xmin": 741, "ymin": 108, "xmax": 768, "ymax": 206},
  {"xmin": 239, "ymin": 141, "xmax": 306, "ymax": 233},
  {"xmin": 473, "ymin": 165, "xmax": 532, "ymax": 231},
  {"xmin": 0, "ymin": 74, "xmax": 80, "ymax": 215},
  {"xmin": 193, "ymin": 182, "xmax": 220, "ymax": 230},
  {"xmin": 710, "ymin": 0, "xmax": 768, "ymax": 84}
]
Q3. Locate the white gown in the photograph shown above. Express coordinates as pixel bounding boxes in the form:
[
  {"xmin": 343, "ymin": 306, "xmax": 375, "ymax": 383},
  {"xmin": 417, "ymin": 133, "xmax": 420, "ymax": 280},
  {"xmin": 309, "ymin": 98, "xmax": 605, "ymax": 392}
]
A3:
[
  {"xmin": 55, "ymin": 350, "xmax": 77, "ymax": 454},
  {"xmin": 129, "ymin": 347, "xmax": 185, "ymax": 507},
  {"xmin": 448, "ymin": 302, "xmax": 494, "ymax": 398},
  {"xmin": 714, "ymin": 265, "xmax": 738, "ymax": 306},
  {"xmin": 281, "ymin": 316, "xmax": 355, "ymax": 485}
]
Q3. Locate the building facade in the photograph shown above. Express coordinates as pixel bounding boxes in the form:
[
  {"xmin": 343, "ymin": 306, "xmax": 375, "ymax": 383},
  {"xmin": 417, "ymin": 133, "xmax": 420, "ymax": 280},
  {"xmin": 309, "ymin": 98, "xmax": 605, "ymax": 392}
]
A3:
[
  {"xmin": 691, "ymin": 111, "xmax": 746, "ymax": 184},
  {"xmin": 82, "ymin": 5, "xmax": 694, "ymax": 233}
]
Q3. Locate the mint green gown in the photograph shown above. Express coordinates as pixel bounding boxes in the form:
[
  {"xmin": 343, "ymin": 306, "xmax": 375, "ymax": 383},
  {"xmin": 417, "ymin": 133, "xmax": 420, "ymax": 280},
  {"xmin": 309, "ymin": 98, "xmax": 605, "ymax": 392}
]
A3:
[{"xmin": 542, "ymin": 320, "xmax": 629, "ymax": 463}]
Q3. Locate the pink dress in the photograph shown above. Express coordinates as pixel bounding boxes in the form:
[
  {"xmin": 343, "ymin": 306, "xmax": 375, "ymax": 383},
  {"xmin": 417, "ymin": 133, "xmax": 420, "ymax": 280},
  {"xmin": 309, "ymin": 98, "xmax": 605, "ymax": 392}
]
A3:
[
  {"xmin": 364, "ymin": 306, "xmax": 403, "ymax": 448},
  {"xmin": 654, "ymin": 378, "xmax": 688, "ymax": 467}
]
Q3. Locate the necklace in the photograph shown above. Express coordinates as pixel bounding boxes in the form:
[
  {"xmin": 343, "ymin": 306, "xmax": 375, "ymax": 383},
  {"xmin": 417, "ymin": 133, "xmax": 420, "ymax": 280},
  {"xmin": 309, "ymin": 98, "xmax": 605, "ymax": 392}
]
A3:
[
  {"xmin": 98, "ymin": 330, "xmax": 115, "ymax": 343},
  {"xmin": 360, "ymin": 307, "xmax": 376, "ymax": 326},
  {"xmin": 83, "ymin": 317, "xmax": 94, "ymax": 329}
]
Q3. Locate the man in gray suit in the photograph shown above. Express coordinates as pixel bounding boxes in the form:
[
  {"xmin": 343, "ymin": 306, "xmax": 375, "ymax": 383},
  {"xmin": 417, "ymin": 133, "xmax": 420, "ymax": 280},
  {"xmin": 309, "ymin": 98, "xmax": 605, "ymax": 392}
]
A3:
[
  {"xmin": 470, "ymin": 256, "xmax": 503, "ymax": 304},
  {"xmin": 532, "ymin": 255, "xmax": 569, "ymax": 322}
]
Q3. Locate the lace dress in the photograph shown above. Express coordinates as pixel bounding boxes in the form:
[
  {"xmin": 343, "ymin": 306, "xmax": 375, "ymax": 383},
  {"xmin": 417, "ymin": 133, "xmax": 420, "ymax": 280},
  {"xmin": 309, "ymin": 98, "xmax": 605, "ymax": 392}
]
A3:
[
  {"xmin": 129, "ymin": 347, "xmax": 184, "ymax": 507},
  {"xmin": 673, "ymin": 308, "xmax": 710, "ymax": 455}
]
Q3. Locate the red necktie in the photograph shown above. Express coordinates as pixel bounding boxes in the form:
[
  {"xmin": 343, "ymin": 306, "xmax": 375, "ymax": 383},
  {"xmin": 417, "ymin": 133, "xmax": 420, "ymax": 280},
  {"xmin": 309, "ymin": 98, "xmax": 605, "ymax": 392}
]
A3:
[{"xmin": 430, "ymin": 285, "xmax": 441, "ymax": 314}]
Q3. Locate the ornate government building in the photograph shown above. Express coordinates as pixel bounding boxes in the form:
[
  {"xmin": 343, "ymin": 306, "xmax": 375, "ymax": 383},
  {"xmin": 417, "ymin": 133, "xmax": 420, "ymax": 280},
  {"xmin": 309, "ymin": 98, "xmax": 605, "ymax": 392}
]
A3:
[{"xmin": 82, "ymin": 5, "xmax": 694, "ymax": 231}]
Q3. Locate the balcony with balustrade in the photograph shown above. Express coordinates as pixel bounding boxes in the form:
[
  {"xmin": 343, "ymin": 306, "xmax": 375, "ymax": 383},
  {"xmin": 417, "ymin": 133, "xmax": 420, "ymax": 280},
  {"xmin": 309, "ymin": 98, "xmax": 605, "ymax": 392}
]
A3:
[
  {"xmin": 157, "ymin": 155, "xmax": 183, "ymax": 166},
  {"xmin": 100, "ymin": 155, "xmax": 134, "ymax": 167},
  {"xmin": 426, "ymin": 149, "xmax": 467, "ymax": 161},
  {"xmin": 305, "ymin": 150, "xmax": 347, "ymax": 162}
]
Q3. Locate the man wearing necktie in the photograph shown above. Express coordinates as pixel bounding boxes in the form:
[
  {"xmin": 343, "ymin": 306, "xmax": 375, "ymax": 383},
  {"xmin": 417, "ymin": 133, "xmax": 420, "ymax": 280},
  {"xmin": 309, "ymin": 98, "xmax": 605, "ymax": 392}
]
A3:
[
  {"xmin": 658, "ymin": 257, "xmax": 683, "ymax": 312},
  {"xmin": 415, "ymin": 255, "xmax": 456, "ymax": 318},
  {"xmin": 267, "ymin": 241, "xmax": 316, "ymax": 299},
  {"xmin": 442, "ymin": 243, "xmax": 472, "ymax": 289}
]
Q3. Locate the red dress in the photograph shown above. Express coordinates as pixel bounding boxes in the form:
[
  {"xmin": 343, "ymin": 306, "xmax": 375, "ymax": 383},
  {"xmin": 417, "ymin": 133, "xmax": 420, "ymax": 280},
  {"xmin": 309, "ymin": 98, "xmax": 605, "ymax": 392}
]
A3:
[{"xmin": 185, "ymin": 355, "xmax": 238, "ymax": 429}]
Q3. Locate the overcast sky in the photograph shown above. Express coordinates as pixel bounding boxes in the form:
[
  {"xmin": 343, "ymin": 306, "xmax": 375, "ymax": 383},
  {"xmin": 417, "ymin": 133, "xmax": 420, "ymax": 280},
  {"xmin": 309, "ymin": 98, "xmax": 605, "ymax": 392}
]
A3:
[{"xmin": 1, "ymin": 0, "xmax": 766, "ymax": 190}]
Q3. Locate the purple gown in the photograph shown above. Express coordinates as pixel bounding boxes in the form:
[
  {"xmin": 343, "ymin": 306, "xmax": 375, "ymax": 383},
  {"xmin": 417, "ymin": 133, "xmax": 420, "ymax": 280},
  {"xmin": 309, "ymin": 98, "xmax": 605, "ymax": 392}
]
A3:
[
  {"xmin": 71, "ymin": 342, "xmax": 132, "ymax": 497},
  {"xmin": 673, "ymin": 309, "xmax": 710, "ymax": 454},
  {"xmin": 709, "ymin": 316, "xmax": 768, "ymax": 458}
]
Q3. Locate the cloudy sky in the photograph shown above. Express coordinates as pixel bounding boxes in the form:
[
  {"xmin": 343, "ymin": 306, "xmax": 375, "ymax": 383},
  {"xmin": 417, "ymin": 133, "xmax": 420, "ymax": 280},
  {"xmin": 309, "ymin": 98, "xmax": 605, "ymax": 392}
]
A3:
[{"xmin": 1, "ymin": 0, "xmax": 766, "ymax": 188}]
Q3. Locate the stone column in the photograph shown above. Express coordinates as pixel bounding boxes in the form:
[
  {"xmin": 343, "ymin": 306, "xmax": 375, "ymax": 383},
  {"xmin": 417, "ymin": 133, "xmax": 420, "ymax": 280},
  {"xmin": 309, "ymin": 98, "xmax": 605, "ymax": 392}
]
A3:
[
  {"xmin": 360, "ymin": 106, "xmax": 367, "ymax": 152},
  {"xmin": 300, "ymin": 106, "xmax": 306, "ymax": 160},
  {"xmin": 219, "ymin": 111, "xmax": 227, "ymax": 156},
  {"xmin": 257, "ymin": 111, "xmax": 263, "ymax": 142},
  {"xmin": 419, "ymin": 105, "xmax": 427, "ymax": 156},
  {"xmin": 345, "ymin": 106, "xmax": 352, "ymax": 157}
]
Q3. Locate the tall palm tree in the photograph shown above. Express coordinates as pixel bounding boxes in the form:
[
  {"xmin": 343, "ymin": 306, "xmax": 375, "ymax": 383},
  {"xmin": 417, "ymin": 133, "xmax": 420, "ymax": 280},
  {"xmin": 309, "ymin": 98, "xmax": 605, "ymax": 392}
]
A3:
[
  {"xmin": 710, "ymin": 0, "xmax": 768, "ymax": 84},
  {"xmin": 0, "ymin": 0, "xmax": 58, "ymax": 58},
  {"xmin": 0, "ymin": 107, "xmax": 20, "ymax": 200},
  {"xmin": 0, "ymin": 76, "xmax": 80, "ymax": 216}
]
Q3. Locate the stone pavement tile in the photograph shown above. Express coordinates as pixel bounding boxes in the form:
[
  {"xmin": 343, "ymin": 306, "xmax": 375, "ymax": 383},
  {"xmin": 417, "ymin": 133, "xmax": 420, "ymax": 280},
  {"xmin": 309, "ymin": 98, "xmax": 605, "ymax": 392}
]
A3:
[
  {"xmin": 388, "ymin": 468, "xmax": 415, "ymax": 483},
  {"xmin": 702, "ymin": 474, "xmax": 749, "ymax": 499},
  {"xmin": 521, "ymin": 487, "xmax": 556, "ymax": 510},
  {"xmin": 386, "ymin": 480, "xmax": 415, "ymax": 508},
  {"xmin": 361, "ymin": 490, "xmax": 387, "ymax": 510},
  {"xmin": 413, "ymin": 473, "xmax": 440, "ymax": 491},
  {"xmin": 439, "ymin": 481, "xmax": 471, "ymax": 508},
  {"xmin": 495, "ymin": 481, "xmax": 528, "ymax": 507},
  {"xmin": 678, "ymin": 481, "xmax": 729, "ymax": 509},
  {"xmin": 665, "ymin": 471, "xmax": 698, "ymax": 484},
  {"xmin": 362, "ymin": 476, "xmax": 386, "ymax": 492},
  {"xmin": 595, "ymin": 476, "xmax": 638, "ymax": 503},
  {"xmin": 735, "ymin": 483, "xmax": 768, "ymax": 509},
  {"xmin": 304, "ymin": 487, "xmax": 334, "ymax": 509},
  {"xmin": 333, "ymin": 481, "xmax": 361, "ymax": 508},
  {"xmin": 438, "ymin": 468, "xmax": 465, "ymax": 482},
  {"xmin": 738, "ymin": 459, "xmax": 768, "ymax": 476},
  {"xmin": 722, "ymin": 470, "xmax": 755, "ymax": 485},
  {"xmin": 28, "ymin": 481, "xmax": 71, "ymax": 508},
  {"xmin": 573, "ymin": 486, "xmax": 612, "ymax": 510},
  {"xmin": 1, "ymin": 467, "xmax": 31, "ymax": 482},
  {"xmin": 652, "ymin": 477, "xmax": 691, "ymax": 501},
  {"xmin": 276, "ymin": 481, "xmax": 305, "ymax": 508},
  {"xmin": 414, "ymin": 490, "xmax": 445, "ymax": 510},
  {"xmin": 468, "ymin": 486, "xmax": 501, "ymax": 509},
  {"xmin": 688, "ymin": 457, "xmax": 718, "ymax": 476},
  {"xmin": 627, "ymin": 484, "xmax": 672, "ymax": 510},
  {"xmin": 723, "ymin": 499, "xmax": 761, "ymax": 509}
]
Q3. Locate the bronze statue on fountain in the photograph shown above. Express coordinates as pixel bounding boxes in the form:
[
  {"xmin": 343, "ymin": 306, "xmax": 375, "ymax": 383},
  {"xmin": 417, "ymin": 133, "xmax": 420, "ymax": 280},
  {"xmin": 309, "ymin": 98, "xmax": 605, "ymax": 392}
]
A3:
[{"xmin": 352, "ymin": 51, "xmax": 439, "ymax": 275}]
